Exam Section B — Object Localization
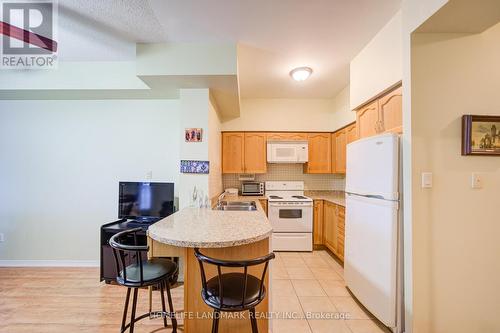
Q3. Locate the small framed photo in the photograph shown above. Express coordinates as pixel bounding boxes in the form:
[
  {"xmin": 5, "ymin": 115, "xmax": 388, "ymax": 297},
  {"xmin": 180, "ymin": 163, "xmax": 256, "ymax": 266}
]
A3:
[
  {"xmin": 185, "ymin": 128, "xmax": 203, "ymax": 142},
  {"xmin": 462, "ymin": 115, "xmax": 500, "ymax": 155}
]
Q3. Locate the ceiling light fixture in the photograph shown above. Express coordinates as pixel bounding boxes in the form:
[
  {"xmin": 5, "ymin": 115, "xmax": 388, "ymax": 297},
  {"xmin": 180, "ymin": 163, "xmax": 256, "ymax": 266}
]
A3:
[{"xmin": 290, "ymin": 66, "xmax": 313, "ymax": 81}]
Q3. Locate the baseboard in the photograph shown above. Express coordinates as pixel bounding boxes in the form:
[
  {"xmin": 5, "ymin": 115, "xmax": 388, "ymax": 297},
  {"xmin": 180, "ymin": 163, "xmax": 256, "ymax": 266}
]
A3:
[
  {"xmin": 0, "ymin": 260, "xmax": 99, "ymax": 267},
  {"xmin": 323, "ymin": 247, "xmax": 345, "ymax": 267}
]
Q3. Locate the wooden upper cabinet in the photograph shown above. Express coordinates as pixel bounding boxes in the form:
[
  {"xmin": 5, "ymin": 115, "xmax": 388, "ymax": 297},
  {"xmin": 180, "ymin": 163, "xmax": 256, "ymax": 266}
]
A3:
[
  {"xmin": 244, "ymin": 133, "xmax": 267, "ymax": 173},
  {"xmin": 356, "ymin": 100, "xmax": 379, "ymax": 140},
  {"xmin": 333, "ymin": 130, "xmax": 347, "ymax": 174},
  {"xmin": 356, "ymin": 85, "xmax": 403, "ymax": 140},
  {"xmin": 305, "ymin": 133, "xmax": 331, "ymax": 174},
  {"xmin": 378, "ymin": 86, "xmax": 402, "ymax": 134},
  {"xmin": 222, "ymin": 132, "xmax": 245, "ymax": 173},
  {"xmin": 346, "ymin": 123, "xmax": 357, "ymax": 144},
  {"xmin": 266, "ymin": 132, "xmax": 307, "ymax": 141},
  {"xmin": 331, "ymin": 133, "xmax": 337, "ymax": 173}
]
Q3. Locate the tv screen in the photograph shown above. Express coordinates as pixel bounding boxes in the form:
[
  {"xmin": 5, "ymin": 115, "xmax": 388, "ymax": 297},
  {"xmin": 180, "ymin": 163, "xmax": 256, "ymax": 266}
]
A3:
[{"xmin": 118, "ymin": 182, "xmax": 174, "ymax": 219}]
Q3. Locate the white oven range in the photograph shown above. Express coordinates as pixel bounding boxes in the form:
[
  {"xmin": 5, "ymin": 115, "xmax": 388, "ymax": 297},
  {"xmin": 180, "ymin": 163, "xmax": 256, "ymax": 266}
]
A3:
[{"xmin": 266, "ymin": 181, "xmax": 313, "ymax": 251}]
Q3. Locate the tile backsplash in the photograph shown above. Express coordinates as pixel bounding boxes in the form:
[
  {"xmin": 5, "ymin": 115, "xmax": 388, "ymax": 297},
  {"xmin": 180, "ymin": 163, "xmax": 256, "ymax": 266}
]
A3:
[{"xmin": 222, "ymin": 164, "xmax": 345, "ymax": 191}]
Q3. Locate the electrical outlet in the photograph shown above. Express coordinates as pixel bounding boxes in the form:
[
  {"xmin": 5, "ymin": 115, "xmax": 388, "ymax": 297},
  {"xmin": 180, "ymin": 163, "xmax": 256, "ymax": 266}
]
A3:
[
  {"xmin": 146, "ymin": 171, "xmax": 153, "ymax": 180},
  {"xmin": 0, "ymin": 233, "xmax": 4, "ymax": 242}
]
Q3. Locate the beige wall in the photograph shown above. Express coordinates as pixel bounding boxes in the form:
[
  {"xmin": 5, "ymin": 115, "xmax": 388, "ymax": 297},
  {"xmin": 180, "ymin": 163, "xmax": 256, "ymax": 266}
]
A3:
[
  {"xmin": 221, "ymin": 94, "xmax": 353, "ymax": 132},
  {"xmin": 411, "ymin": 23, "xmax": 500, "ymax": 333},
  {"xmin": 330, "ymin": 85, "xmax": 356, "ymax": 130},
  {"xmin": 208, "ymin": 96, "xmax": 223, "ymax": 198},
  {"xmin": 0, "ymin": 100, "xmax": 180, "ymax": 262},
  {"xmin": 221, "ymin": 98, "xmax": 335, "ymax": 132},
  {"xmin": 350, "ymin": 10, "xmax": 402, "ymax": 109},
  {"xmin": 178, "ymin": 89, "xmax": 210, "ymax": 209},
  {"xmin": 402, "ymin": 1, "xmax": 449, "ymax": 331}
]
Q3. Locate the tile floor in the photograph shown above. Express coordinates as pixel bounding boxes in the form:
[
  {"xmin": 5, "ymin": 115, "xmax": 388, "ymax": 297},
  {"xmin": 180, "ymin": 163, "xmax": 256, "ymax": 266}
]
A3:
[{"xmin": 271, "ymin": 251, "xmax": 390, "ymax": 333}]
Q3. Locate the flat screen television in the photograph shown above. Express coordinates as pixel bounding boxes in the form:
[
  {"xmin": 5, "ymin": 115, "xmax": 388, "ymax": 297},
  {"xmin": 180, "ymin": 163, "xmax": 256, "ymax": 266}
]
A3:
[{"xmin": 118, "ymin": 182, "xmax": 174, "ymax": 220}]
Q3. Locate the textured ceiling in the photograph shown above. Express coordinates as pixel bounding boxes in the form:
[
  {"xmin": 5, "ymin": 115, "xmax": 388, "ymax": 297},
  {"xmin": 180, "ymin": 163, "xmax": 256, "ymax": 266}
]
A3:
[
  {"xmin": 59, "ymin": 0, "xmax": 167, "ymax": 42},
  {"xmin": 55, "ymin": 0, "xmax": 401, "ymax": 98}
]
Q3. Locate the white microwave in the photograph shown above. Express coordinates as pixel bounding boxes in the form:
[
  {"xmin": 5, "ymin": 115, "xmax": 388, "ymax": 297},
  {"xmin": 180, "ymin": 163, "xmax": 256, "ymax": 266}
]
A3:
[{"xmin": 267, "ymin": 141, "xmax": 308, "ymax": 163}]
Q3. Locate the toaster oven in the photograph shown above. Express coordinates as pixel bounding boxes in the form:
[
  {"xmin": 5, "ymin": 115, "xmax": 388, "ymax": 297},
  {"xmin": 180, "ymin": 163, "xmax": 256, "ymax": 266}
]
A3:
[{"xmin": 241, "ymin": 182, "xmax": 264, "ymax": 196}]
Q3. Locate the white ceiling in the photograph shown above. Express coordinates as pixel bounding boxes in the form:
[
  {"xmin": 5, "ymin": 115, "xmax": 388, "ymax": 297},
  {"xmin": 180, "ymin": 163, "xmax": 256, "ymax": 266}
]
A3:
[{"xmin": 57, "ymin": 0, "xmax": 401, "ymax": 98}]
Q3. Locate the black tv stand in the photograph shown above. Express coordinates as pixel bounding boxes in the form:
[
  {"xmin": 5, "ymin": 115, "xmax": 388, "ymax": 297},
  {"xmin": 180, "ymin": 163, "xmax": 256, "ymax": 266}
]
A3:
[{"xmin": 99, "ymin": 218, "xmax": 178, "ymax": 284}]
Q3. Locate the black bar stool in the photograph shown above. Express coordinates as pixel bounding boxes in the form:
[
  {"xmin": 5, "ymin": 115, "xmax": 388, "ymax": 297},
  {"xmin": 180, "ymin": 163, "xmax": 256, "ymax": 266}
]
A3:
[
  {"xmin": 194, "ymin": 248, "xmax": 275, "ymax": 333},
  {"xmin": 109, "ymin": 227, "xmax": 178, "ymax": 333}
]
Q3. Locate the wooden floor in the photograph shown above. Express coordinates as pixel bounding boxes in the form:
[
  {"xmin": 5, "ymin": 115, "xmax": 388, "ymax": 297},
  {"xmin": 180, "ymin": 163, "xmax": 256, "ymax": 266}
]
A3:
[{"xmin": 0, "ymin": 267, "xmax": 185, "ymax": 333}]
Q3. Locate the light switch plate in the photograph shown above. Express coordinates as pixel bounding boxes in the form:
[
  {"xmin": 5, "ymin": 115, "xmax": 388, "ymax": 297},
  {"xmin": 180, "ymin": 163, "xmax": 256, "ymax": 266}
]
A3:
[
  {"xmin": 0, "ymin": 233, "xmax": 4, "ymax": 242},
  {"xmin": 421, "ymin": 172, "xmax": 433, "ymax": 188},
  {"xmin": 471, "ymin": 173, "xmax": 482, "ymax": 189}
]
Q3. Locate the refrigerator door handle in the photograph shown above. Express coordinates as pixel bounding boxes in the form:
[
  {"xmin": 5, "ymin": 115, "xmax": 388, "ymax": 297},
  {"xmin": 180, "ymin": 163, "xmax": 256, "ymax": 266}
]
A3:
[
  {"xmin": 364, "ymin": 194, "xmax": 385, "ymax": 200},
  {"xmin": 346, "ymin": 192, "xmax": 385, "ymax": 200}
]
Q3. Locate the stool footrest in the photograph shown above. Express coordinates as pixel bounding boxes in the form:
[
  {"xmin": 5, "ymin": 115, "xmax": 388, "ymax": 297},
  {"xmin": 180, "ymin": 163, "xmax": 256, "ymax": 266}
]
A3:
[{"xmin": 121, "ymin": 311, "xmax": 177, "ymax": 333}]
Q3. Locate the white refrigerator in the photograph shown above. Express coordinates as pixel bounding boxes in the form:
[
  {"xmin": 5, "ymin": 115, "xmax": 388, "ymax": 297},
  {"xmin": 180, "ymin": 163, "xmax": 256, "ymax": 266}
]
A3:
[{"xmin": 344, "ymin": 133, "xmax": 403, "ymax": 332}]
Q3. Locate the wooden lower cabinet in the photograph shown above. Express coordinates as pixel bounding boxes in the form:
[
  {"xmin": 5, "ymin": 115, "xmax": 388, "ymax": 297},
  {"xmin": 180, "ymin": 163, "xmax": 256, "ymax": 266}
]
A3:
[
  {"xmin": 315, "ymin": 200, "xmax": 345, "ymax": 262},
  {"xmin": 313, "ymin": 200, "xmax": 324, "ymax": 245},
  {"xmin": 323, "ymin": 201, "xmax": 338, "ymax": 253},
  {"xmin": 336, "ymin": 206, "xmax": 345, "ymax": 261},
  {"xmin": 258, "ymin": 199, "xmax": 268, "ymax": 216}
]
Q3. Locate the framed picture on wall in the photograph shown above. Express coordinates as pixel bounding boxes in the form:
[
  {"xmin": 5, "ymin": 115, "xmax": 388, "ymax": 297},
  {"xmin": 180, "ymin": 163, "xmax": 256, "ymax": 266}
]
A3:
[
  {"xmin": 462, "ymin": 115, "xmax": 500, "ymax": 155},
  {"xmin": 180, "ymin": 160, "xmax": 209, "ymax": 174},
  {"xmin": 185, "ymin": 128, "xmax": 203, "ymax": 142}
]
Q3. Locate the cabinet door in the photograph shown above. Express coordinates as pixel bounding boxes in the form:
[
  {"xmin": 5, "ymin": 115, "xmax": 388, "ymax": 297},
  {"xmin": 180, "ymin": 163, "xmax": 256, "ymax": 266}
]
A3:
[
  {"xmin": 266, "ymin": 132, "xmax": 308, "ymax": 141},
  {"xmin": 305, "ymin": 133, "xmax": 332, "ymax": 173},
  {"xmin": 333, "ymin": 130, "xmax": 347, "ymax": 174},
  {"xmin": 323, "ymin": 201, "xmax": 338, "ymax": 254},
  {"xmin": 258, "ymin": 199, "xmax": 268, "ymax": 216},
  {"xmin": 356, "ymin": 100, "xmax": 379, "ymax": 139},
  {"xmin": 331, "ymin": 133, "xmax": 337, "ymax": 174},
  {"xmin": 222, "ymin": 132, "xmax": 245, "ymax": 174},
  {"xmin": 337, "ymin": 206, "xmax": 345, "ymax": 262},
  {"xmin": 346, "ymin": 123, "xmax": 357, "ymax": 144},
  {"xmin": 379, "ymin": 86, "xmax": 402, "ymax": 134},
  {"xmin": 313, "ymin": 200, "xmax": 324, "ymax": 245},
  {"xmin": 244, "ymin": 133, "xmax": 267, "ymax": 173}
]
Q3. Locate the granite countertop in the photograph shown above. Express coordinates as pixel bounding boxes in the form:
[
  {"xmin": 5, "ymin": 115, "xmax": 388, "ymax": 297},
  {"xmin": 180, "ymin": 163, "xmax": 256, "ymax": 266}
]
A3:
[
  {"xmin": 304, "ymin": 190, "xmax": 346, "ymax": 207},
  {"xmin": 147, "ymin": 196, "xmax": 272, "ymax": 248}
]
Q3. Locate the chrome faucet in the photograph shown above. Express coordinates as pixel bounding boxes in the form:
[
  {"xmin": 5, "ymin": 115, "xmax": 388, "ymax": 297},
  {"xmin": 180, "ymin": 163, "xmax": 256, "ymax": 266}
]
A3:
[{"xmin": 217, "ymin": 192, "xmax": 226, "ymax": 207}]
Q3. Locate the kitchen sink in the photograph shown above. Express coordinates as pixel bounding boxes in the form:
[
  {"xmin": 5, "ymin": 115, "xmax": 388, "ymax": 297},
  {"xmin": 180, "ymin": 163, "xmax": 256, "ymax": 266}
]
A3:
[
  {"xmin": 213, "ymin": 201, "xmax": 257, "ymax": 211},
  {"xmin": 219, "ymin": 201, "xmax": 255, "ymax": 206}
]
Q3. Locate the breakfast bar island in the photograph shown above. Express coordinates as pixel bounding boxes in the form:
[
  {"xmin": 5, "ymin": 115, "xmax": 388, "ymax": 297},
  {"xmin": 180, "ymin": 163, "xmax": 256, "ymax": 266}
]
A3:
[{"xmin": 147, "ymin": 199, "xmax": 273, "ymax": 333}]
